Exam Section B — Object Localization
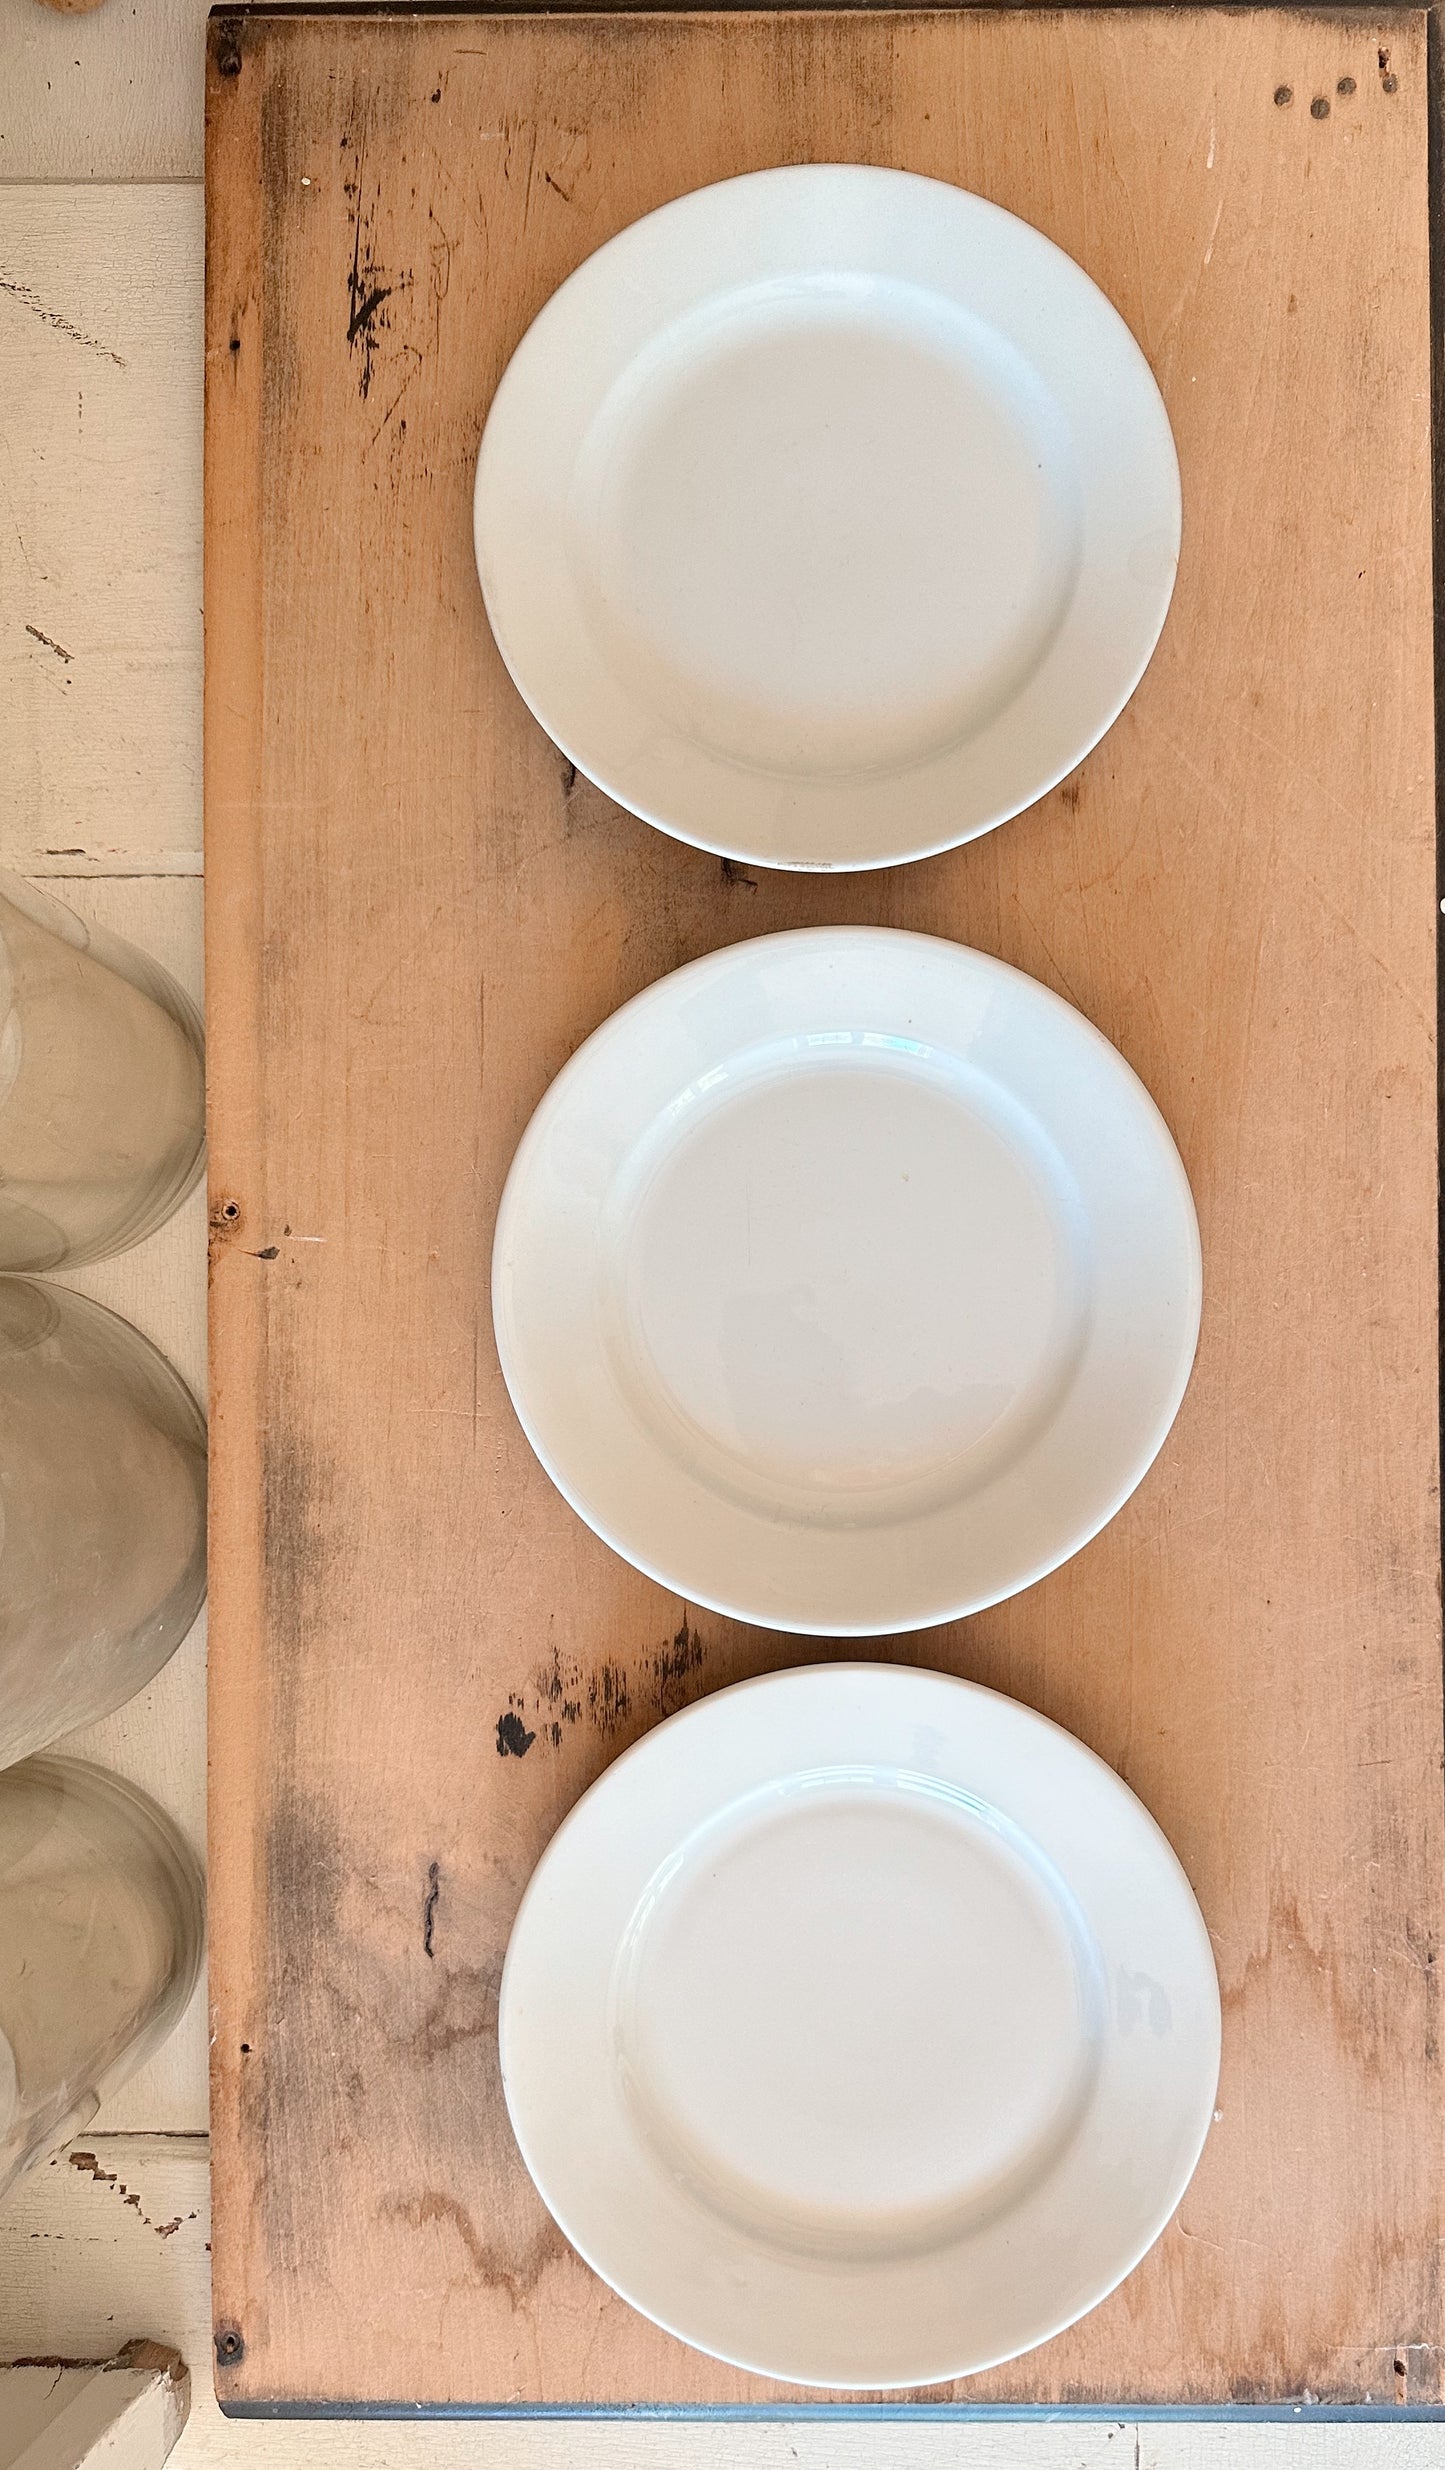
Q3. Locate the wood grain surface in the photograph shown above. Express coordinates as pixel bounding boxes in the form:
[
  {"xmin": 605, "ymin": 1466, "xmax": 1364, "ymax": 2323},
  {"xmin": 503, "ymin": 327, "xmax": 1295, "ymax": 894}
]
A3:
[{"xmin": 204, "ymin": 7, "xmax": 1439, "ymax": 2411}]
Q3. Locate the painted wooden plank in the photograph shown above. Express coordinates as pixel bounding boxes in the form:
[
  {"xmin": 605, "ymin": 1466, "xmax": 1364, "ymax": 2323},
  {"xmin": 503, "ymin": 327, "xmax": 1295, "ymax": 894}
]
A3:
[
  {"xmin": 204, "ymin": 4, "xmax": 1438, "ymax": 2412},
  {"xmin": 4, "ymin": 2346, "xmax": 189, "ymax": 2470},
  {"xmin": 0, "ymin": 0, "xmax": 209, "ymax": 182},
  {"xmin": 0, "ymin": 2146, "xmax": 209, "ymax": 2399},
  {"xmin": 0, "ymin": 186, "xmax": 202, "ymax": 878},
  {"xmin": 1, "ymin": 2372, "xmax": 103, "ymax": 2466}
]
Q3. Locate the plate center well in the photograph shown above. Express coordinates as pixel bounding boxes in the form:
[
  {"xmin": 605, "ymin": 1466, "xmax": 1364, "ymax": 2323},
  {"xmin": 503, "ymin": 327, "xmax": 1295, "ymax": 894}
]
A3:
[
  {"xmin": 612, "ymin": 1047, "xmax": 1084, "ymax": 1504},
  {"xmin": 576, "ymin": 276, "xmax": 1080, "ymax": 774},
  {"xmin": 614, "ymin": 1774, "xmax": 1097, "ymax": 2249}
]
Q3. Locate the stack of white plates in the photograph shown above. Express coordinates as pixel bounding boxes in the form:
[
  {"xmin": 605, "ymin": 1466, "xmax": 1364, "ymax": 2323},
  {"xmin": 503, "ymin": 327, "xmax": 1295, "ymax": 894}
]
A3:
[{"xmin": 473, "ymin": 163, "xmax": 1215, "ymax": 2390}]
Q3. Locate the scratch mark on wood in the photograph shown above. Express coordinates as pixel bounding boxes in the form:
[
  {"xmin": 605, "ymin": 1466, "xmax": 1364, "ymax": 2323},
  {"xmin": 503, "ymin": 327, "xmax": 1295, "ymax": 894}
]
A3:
[
  {"xmin": 366, "ymin": 342, "xmax": 423, "ymax": 455},
  {"xmin": 24, "ymin": 623, "xmax": 72, "ymax": 663},
  {"xmin": 423, "ymin": 1858, "xmax": 440, "ymax": 1957},
  {"xmin": 0, "ymin": 278, "xmax": 125, "ymax": 368}
]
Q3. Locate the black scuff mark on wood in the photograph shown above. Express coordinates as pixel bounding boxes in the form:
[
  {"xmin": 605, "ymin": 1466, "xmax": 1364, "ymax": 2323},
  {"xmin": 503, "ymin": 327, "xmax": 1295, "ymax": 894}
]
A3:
[
  {"xmin": 720, "ymin": 855, "xmax": 757, "ymax": 890},
  {"xmin": 655, "ymin": 1616, "xmax": 706, "ymax": 1716},
  {"xmin": 0, "ymin": 278, "xmax": 125, "ymax": 368},
  {"xmin": 343, "ymin": 150, "xmax": 410, "ymax": 405},
  {"xmin": 511, "ymin": 1620, "xmax": 710, "ymax": 1746},
  {"xmin": 213, "ymin": 16, "xmax": 242, "ymax": 77},
  {"xmin": 422, "ymin": 1859, "xmax": 440, "ymax": 1957},
  {"xmin": 25, "ymin": 623, "xmax": 72, "ymax": 663},
  {"xmin": 589, "ymin": 1660, "xmax": 632, "ymax": 1732},
  {"xmin": 495, "ymin": 1709, "xmax": 535, "ymax": 1757}
]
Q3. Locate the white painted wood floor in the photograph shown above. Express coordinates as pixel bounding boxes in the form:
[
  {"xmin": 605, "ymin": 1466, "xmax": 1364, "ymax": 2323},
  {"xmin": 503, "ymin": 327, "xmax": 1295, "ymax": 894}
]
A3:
[{"xmin": 0, "ymin": 3, "xmax": 1437, "ymax": 2457}]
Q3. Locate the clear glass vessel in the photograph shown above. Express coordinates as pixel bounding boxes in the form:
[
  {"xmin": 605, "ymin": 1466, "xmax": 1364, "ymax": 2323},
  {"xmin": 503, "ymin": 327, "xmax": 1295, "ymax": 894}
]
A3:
[
  {"xmin": 0, "ymin": 1756, "xmax": 203, "ymax": 2199},
  {"xmin": 0, "ymin": 1280, "xmax": 207, "ymax": 1770},
  {"xmin": 0, "ymin": 872, "xmax": 205, "ymax": 1271}
]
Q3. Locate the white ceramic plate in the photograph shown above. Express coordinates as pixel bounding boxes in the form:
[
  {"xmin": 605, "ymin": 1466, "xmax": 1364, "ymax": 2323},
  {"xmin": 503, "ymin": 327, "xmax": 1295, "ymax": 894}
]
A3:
[
  {"xmin": 501, "ymin": 1661, "xmax": 1221, "ymax": 2389},
  {"xmin": 492, "ymin": 928, "xmax": 1201, "ymax": 1635},
  {"xmin": 474, "ymin": 164, "xmax": 1180, "ymax": 872}
]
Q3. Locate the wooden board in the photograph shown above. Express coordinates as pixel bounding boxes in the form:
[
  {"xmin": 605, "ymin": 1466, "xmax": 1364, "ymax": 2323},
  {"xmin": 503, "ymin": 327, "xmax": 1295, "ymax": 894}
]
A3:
[{"xmin": 204, "ymin": 6, "xmax": 1440, "ymax": 2412}]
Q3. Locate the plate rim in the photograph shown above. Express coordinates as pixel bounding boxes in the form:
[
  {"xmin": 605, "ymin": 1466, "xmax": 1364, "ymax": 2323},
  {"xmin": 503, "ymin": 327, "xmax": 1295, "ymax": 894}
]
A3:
[{"xmin": 498, "ymin": 1659, "xmax": 1223, "ymax": 2390}]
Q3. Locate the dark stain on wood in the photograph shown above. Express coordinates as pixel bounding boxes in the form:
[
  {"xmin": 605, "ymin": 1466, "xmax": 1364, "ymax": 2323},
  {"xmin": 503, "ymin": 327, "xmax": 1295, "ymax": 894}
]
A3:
[
  {"xmin": 655, "ymin": 1617, "xmax": 706, "ymax": 1714},
  {"xmin": 588, "ymin": 1658, "xmax": 631, "ymax": 1732},
  {"xmin": 407, "ymin": 1962, "xmax": 498, "ymax": 2065},
  {"xmin": 378, "ymin": 2190, "xmax": 566, "ymax": 2310},
  {"xmin": 495, "ymin": 1709, "xmax": 535, "ymax": 1757},
  {"xmin": 510, "ymin": 1619, "xmax": 711, "ymax": 1750},
  {"xmin": 262, "ymin": 1431, "xmax": 345, "ymax": 1653}
]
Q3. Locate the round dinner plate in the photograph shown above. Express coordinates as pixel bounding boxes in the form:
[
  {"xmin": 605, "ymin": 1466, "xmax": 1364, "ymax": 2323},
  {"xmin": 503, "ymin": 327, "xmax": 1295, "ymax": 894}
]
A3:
[
  {"xmin": 491, "ymin": 928, "xmax": 1201, "ymax": 1635},
  {"xmin": 474, "ymin": 164, "xmax": 1180, "ymax": 871},
  {"xmin": 500, "ymin": 1662, "xmax": 1222, "ymax": 2389}
]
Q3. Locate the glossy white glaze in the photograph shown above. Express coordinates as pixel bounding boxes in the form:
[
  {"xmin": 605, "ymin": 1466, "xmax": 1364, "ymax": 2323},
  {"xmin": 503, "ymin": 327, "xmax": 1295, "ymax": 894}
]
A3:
[
  {"xmin": 500, "ymin": 1663, "xmax": 1222, "ymax": 2387},
  {"xmin": 492, "ymin": 928, "xmax": 1201, "ymax": 1633},
  {"xmin": 474, "ymin": 166, "xmax": 1180, "ymax": 869}
]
